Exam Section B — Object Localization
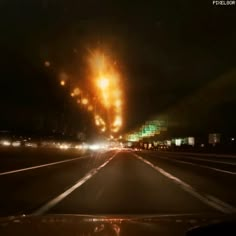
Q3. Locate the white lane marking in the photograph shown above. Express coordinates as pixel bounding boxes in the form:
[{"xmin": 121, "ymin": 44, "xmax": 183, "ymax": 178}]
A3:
[
  {"xmin": 182, "ymin": 156, "xmax": 236, "ymax": 166},
  {"xmin": 158, "ymin": 151, "xmax": 236, "ymax": 159},
  {"xmin": 156, "ymin": 155, "xmax": 236, "ymax": 175},
  {"xmin": 32, "ymin": 152, "xmax": 118, "ymax": 215},
  {"xmin": 0, "ymin": 155, "xmax": 90, "ymax": 176},
  {"xmin": 159, "ymin": 153, "xmax": 236, "ymax": 166},
  {"xmin": 205, "ymin": 194, "xmax": 236, "ymax": 211},
  {"xmin": 133, "ymin": 153, "xmax": 236, "ymax": 214}
]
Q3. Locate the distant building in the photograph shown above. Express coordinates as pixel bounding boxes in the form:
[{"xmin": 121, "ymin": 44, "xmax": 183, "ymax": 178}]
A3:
[
  {"xmin": 208, "ymin": 133, "xmax": 221, "ymax": 145},
  {"xmin": 170, "ymin": 137, "xmax": 195, "ymax": 147},
  {"xmin": 187, "ymin": 137, "xmax": 195, "ymax": 146}
]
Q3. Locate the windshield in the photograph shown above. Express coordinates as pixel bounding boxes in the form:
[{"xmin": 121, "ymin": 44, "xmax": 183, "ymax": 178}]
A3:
[{"xmin": 0, "ymin": 0, "xmax": 236, "ymax": 222}]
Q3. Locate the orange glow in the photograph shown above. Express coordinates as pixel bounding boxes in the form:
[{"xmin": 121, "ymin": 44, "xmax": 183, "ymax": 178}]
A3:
[
  {"xmin": 113, "ymin": 116, "xmax": 122, "ymax": 127},
  {"xmin": 115, "ymin": 99, "xmax": 122, "ymax": 108},
  {"xmin": 82, "ymin": 98, "xmax": 89, "ymax": 105},
  {"xmin": 44, "ymin": 61, "xmax": 50, "ymax": 67},
  {"xmin": 88, "ymin": 105, "xmax": 93, "ymax": 111},
  {"xmin": 60, "ymin": 80, "xmax": 65, "ymax": 86},
  {"xmin": 94, "ymin": 114, "xmax": 106, "ymax": 127},
  {"xmin": 97, "ymin": 77, "xmax": 109, "ymax": 90},
  {"xmin": 73, "ymin": 88, "xmax": 81, "ymax": 95},
  {"xmin": 88, "ymin": 49, "xmax": 123, "ymax": 133},
  {"xmin": 59, "ymin": 72, "xmax": 69, "ymax": 82},
  {"xmin": 56, "ymin": 68, "xmax": 110, "ymax": 134},
  {"xmin": 113, "ymin": 90, "xmax": 121, "ymax": 98},
  {"xmin": 112, "ymin": 128, "xmax": 119, "ymax": 133}
]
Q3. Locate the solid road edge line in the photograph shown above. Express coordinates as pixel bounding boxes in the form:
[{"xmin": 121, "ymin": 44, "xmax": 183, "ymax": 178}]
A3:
[
  {"xmin": 133, "ymin": 153, "xmax": 236, "ymax": 214},
  {"xmin": 0, "ymin": 155, "xmax": 91, "ymax": 176}
]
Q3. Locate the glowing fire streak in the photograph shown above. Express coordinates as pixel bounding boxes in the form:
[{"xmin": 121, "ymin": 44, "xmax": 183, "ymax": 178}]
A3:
[
  {"xmin": 55, "ymin": 48, "xmax": 123, "ymax": 134},
  {"xmin": 88, "ymin": 49, "xmax": 123, "ymax": 133},
  {"xmin": 113, "ymin": 116, "xmax": 122, "ymax": 127},
  {"xmin": 68, "ymin": 84, "xmax": 107, "ymax": 131}
]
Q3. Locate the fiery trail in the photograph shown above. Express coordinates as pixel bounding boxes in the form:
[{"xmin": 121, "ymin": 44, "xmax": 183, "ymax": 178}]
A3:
[
  {"xmin": 55, "ymin": 48, "xmax": 123, "ymax": 135},
  {"xmin": 88, "ymin": 49, "xmax": 123, "ymax": 133}
]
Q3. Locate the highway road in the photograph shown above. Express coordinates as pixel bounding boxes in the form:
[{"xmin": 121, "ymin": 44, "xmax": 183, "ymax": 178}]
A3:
[{"xmin": 0, "ymin": 148, "xmax": 236, "ymax": 217}]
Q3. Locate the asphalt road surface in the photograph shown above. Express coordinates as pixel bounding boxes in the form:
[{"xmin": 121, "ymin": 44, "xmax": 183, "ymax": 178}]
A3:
[{"xmin": 0, "ymin": 148, "xmax": 236, "ymax": 217}]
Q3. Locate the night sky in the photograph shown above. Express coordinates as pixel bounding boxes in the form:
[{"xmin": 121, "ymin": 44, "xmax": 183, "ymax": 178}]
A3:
[{"xmin": 0, "ymin": 1, "xmax": 236, "ymax": 137}]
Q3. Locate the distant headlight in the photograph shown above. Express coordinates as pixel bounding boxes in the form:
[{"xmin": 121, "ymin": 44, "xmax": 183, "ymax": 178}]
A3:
[
  {"xmin": 89, "ymin": 144, "xmax": 100, "ymax": 150},
  {"xmin": 75, "ymin": 145, "xmax": 83, "ymax": 150},
  {"xmin": 25, "ymin": 142, "xmax": 38, "ymax": 148},
  {"xmin": 59, "ymin": 144, "xmax": 69, "ymax": 150},
  {"xmin": 0, "ymin": 140, "xmax": 11, "ymax": 146},
  {"xmin": 12, "ymin": 141, "xmax": 21, "ymax": 147}
]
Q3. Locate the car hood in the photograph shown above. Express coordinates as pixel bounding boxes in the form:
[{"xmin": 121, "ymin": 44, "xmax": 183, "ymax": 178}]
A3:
[{"xmin": 0, "ymin": 213, "xmax": 235, "ymax": 236}]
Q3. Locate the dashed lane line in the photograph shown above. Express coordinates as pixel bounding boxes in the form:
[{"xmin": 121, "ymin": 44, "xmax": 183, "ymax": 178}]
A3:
[{"xmin": 32, "ymin": 152, "xmax": 118, "ymax": 215}]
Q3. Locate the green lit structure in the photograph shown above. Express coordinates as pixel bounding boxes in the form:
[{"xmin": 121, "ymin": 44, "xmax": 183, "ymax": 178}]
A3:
[{"xmin": 126, "ymin": 119, "xmax": 167, "ymax": 142}]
